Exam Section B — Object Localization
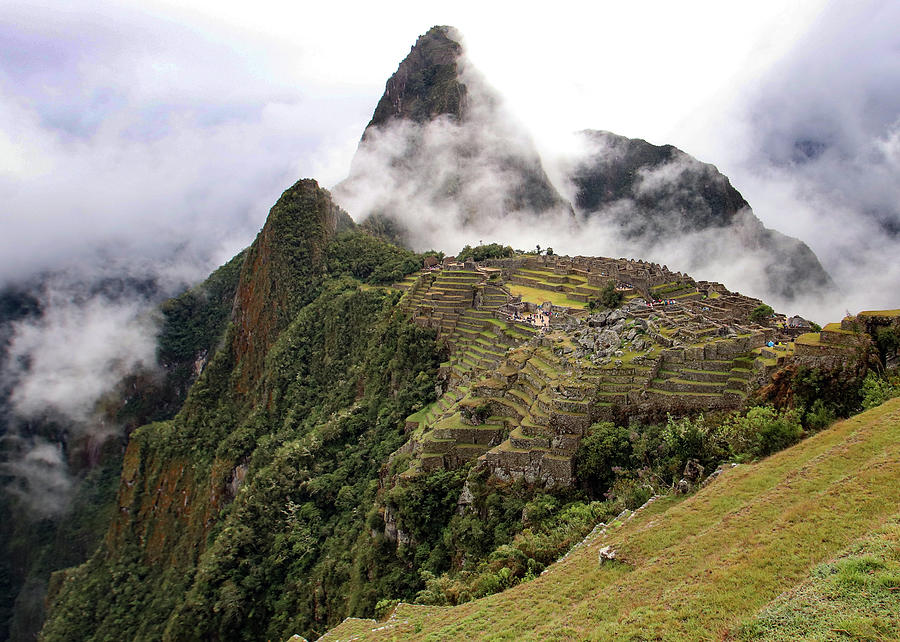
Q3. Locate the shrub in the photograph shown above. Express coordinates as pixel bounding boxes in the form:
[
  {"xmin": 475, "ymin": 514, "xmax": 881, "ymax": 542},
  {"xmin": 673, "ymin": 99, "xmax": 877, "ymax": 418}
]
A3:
[
  {"xmin": 860, "ymin": 372, "xmax": 896, "ymax": 410},
  {"xmin": 575, "ymin": 422, "xmax": 632, "ymax": 495},
  {"xmin": 726, "ymin": 406, "xmax": 802, "ymax": 457},
  {"xmin": 456, "ymin": 243, "xmax": 515, "ymax": 262},
  {"xmin": 749, "ymin": 304, "xmax": 774, "ymax": 324},
  {"xmin": 590, "ymin": 281, "xmax": 623, "ymax": 311},
  {"xmin": 804, "ymin": 398, "xmax": 836, "ymax": 432}
]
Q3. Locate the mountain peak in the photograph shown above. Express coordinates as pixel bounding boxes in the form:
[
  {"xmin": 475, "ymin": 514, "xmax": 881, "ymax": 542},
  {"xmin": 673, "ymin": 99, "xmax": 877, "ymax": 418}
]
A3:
[
  {"xmin": 365, "ymin": 25, "xmax": 466, "ymax": 133},
  {"xmin": 230, "ymin": 179, "xmax": 353, "ymax": 392}
]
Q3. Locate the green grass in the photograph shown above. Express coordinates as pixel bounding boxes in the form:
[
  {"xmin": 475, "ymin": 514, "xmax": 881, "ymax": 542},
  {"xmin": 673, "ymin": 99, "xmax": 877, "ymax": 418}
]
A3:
[
  {"xmin": 323, "ymin": 398, "xmax": 900, "ymax": 640},
  {"xmin": 507, "ymin": 284, "xmax": 586, "ymax": 309},
  {"xmin": 858, "ymin": 309, "xmax": 900, "ymax": 318},
  {"xmin": 796, "ymin": 332, "xmax": 823, "ymax": 346},
  {"xmin": 823, "ymin": 322, "xmax": 857, "ymax": 334},
  {"xmin": 736, "ymin": 516, "xmax": 900, "ymax": 641}
]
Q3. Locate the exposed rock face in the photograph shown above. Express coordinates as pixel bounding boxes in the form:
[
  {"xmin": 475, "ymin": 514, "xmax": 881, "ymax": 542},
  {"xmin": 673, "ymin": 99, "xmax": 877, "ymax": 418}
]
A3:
[
  {"xmin": 565, "ymin": 130, "xmax": 834, "ymax": 301},
  {"xmin": 231, "ymin": 179, "xmax": 353, "ymax": 392},
  {"xmin": 365, "ymin": 26, "xmax": 467, "ymax": 131},
  {"xmin": 335, "ymin": 27, "xmax": 572, "ymax": 249}
]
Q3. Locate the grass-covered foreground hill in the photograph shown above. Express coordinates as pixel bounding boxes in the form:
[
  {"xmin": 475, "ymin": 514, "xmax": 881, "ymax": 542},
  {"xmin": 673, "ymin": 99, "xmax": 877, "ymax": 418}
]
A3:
[{"xmin": 321, "ymin": 397, "xmax": 900, "ymax": 641}]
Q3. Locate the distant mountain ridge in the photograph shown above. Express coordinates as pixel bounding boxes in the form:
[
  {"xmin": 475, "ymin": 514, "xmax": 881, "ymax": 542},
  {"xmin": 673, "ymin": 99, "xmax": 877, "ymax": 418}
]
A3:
[
  {"xmin": 566, "ymin": 130, "xmax": 834, "ymax": 300},
  {"xmin": 335, "ymin": 26, "xmax": 833, "ymax": 305}
]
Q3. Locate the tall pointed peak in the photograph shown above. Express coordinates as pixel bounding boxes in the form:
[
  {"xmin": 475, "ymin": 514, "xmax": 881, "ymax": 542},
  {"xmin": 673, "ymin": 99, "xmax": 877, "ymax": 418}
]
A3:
[
  {"xmin": 365, "ymin": 25, "xmax": 467, "ymax": 133},
  {"xmin": 230, "ymin": 179, "xmax": 353, "ymax": 393}
]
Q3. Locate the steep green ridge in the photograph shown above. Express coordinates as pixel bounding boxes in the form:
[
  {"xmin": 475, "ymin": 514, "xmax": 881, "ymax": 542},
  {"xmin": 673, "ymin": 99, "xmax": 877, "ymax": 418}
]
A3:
[
  {"xmin": 322, "ymin": 397, "xmax": 900, "ymax": 640},
  {"xmin": 231, "ymin": 179, "xmax": 354, "ymax": 393},
  {"xmin": 0, "ymin": 257, "xmax": 245, "ymax": 641},
  {"xmin": 40, "ymin": 184, "xmax": 440, "ymax": 641}
]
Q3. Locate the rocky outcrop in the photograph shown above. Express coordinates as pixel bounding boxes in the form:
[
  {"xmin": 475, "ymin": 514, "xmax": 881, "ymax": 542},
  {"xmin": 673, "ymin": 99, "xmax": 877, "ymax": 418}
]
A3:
[
  {"xmin": 365, "ymin": 26, "xmax": 467, "ymax": 132},
  {"xmin": 565, "ymin": 130, "xmax": 834, "ymax": 301}
]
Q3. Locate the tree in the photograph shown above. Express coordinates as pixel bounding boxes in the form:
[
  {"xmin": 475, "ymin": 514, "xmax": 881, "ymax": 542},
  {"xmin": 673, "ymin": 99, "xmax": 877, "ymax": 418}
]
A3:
[
  {"xmin": 545, "ymin": 247, "xmax": 554, "ymax": 256},
  {"xmin": 591, "ymin": 281, "xmax": 623, "ymax": 310},
  {"xmin": 749, "ymin": 304, "xmax": 774, "ymax": 324}
]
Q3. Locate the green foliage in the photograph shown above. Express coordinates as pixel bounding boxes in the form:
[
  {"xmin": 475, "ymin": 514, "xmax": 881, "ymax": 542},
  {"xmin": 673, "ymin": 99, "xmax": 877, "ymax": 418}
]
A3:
[
  {"xmin": 791, "ymin": 366, "xmax": 865, "ymax": 421},
  {"xmin": 455, "ymin": 243, "xmax": 515, "ymax": 263},
  {"xmin": 414, "ymin": 491, "xmax": 614, "ymax": 607},
  {"xmin": 325, "ymin": 232, "xmax": 421, "ymax": 284},
  {"xmin": 860, "ymin": 372, "xmax": 897, "ymax": 410},
  {"xmin": 576, "ymin": 407, "xmax": 803, "ymax": 505},
  {"xmin": 157, "ymin": 251, "xmax": 245, "ymax": 364},
  {"xmin": 575, "ymin": 422, "xmax": 632, "ymax": 494},
  {"xmin": 43, "ymin": 232, "xmax": 446, "ymax": 641},
  {"xmin": 874, "ymin": 326, "xmax": 900, "ymax": 366},
  {"xmin": 803, "ymin": 398, "xmax": 836, "ymax": 432},
  {"xmin": 722, "ymin": 406, "xmax": 803, "ymax": 457},
  {"xmin": 589, "ymin": 281, "xmax": 623, "ymax": 311},
  {"xmin": 749, "ymin": 304, "xmax": 775, "ymax": 324}
]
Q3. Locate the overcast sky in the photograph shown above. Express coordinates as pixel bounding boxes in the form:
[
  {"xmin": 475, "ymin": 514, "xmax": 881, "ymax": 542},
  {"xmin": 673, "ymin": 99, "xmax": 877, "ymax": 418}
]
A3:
[{"xmin": 1, "ymin": 0, "xmax": 898, "ymax": 316}]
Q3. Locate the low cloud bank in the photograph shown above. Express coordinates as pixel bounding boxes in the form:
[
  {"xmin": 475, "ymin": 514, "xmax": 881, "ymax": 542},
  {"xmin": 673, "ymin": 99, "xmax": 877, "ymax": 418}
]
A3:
[{"xmin": 0, "ymin": 270, "xmax": 160, "ymax": 516}]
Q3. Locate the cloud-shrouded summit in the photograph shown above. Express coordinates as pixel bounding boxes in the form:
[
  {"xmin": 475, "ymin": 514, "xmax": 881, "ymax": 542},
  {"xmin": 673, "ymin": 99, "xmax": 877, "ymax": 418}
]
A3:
[
  {"xmin": 560, "ymin": 130, "xmax": 833, "ymax": 304},
  {"xmin": 334, "ymin": 26, "xmax": 575, "ymax": 251},
  {"xmin": 333, "ymin": 25, "xmax": 833, "ymax": 310}
]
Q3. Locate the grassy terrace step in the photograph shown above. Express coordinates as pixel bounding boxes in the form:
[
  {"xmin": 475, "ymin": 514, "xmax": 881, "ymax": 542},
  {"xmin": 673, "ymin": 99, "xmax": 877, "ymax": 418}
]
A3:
[
  {"xmin": 490, "ymin": 396, "xmax": 530, "ymax": 420},
  {"xmin": 506, "ymin": 387, "xmax": 533, "ymax": 407},
  {"xmin": 678, "ymin": 368, "xmax": 731, "ymax": 383},
  {"xmin": 509, "ymin": 426, "xmax": 550, "ymax": 450},
  {"xmin": 521, "ymin": 418, "xmax": 554, "ymax": 439},
  {"xmin": 645, "ymin": 388, "xmax": 722, "ymax": 397},
  {"xmin": 668, "ymin": 378, "xmax": 724, "ymax": 387},
  {"xmin": 514, "ymin": 378, "xmax": 541, "ymax": 399},
  {"xmin": 454, "ymin": 443, "xmax": 491, "ymax": 460},
  {"xmin": 422, "ymin": 436, "xmax": 456, "ymax": 454},
  {"xmin": 404, "ymin": 401, "xmax": 438, "ymax": 429}
]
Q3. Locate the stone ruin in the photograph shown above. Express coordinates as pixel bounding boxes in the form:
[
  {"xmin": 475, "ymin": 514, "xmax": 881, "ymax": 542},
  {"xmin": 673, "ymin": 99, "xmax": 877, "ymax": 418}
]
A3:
[{"xmin": 388, "ymin": 253, "xmax": 870, "ymax": 491}]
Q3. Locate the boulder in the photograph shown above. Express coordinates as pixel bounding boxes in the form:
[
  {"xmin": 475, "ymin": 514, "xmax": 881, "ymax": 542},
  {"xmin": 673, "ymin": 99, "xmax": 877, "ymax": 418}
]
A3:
[{"xmin": 598, "ymin": 546, "xmax": 618, "ymax": 563}]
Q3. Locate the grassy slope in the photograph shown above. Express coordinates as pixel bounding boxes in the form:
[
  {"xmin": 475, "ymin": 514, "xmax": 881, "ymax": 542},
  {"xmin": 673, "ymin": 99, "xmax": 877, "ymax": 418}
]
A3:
[
  {"xmin": 507, "ymin": 284, "xmax": 586, "ymax": 309},
  {"xmin": 321, "ymin": 398, "xmax": 900, "ymax": 641}
]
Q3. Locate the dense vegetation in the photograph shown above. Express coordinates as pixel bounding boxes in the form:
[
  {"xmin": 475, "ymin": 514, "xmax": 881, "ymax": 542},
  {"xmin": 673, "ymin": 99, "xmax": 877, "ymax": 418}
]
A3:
[
  {"xmin": 325, "ymin": 232, "xmax": 421, "ymax": 284},
  {"xmin": 40, "ymin": 228, "xmax": 444, "ymax": 640},
  {"xmin": 322, "ymin": 397, "xmax": 900, "ymax": 640},
  {"xmin": 588, "ymin": 281, "xmax": 623, "ymax": 310},
  {"xmin": 456, "ymin": 243, "xmax": 515, "ymax": 263},
  {"xmin": 0, "ymin": 260, "xmax": 245, "ymax": 641}
]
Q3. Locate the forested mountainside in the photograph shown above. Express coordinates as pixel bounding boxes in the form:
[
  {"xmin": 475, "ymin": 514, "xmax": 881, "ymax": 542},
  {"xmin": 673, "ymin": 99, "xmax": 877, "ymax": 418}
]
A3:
[
  {"xmin": 0, "ymin": 255, "xmax": 245, "ymax": 640},
  {"xmin": 38, "ymin": 175, "xmax": 898, "ymax": 640}
]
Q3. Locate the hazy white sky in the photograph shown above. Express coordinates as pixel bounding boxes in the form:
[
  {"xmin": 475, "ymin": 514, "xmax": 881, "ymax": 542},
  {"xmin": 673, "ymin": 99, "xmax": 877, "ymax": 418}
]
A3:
[{"xmin": 137, "ymin": 0, "xmax": 829, "ymax": 178}]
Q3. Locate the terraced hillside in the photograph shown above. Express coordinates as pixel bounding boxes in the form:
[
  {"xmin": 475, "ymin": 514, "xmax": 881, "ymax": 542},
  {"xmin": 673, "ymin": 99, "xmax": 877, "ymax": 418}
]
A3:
[
  {"xmin": 389, "ymin": 254, "xmax": 851, "ymax": 488},
  {"xmin": 318, "ymin": 397, "xmax": 900, "ymax": 641}
]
